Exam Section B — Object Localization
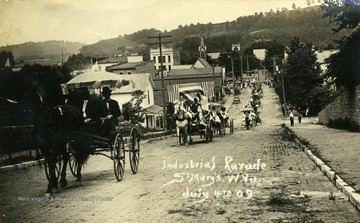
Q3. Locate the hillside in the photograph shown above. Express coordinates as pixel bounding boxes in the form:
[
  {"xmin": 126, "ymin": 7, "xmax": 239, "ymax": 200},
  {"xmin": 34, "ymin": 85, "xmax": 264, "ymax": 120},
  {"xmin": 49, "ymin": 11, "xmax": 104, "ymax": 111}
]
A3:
[
  {"xmin": 1, "ymin": 6, "xmax": 351, "ymax": 65},
  {"xmin": 0, "ymin": 41, "xmax": 84, "ymax": 64},
  {"xmin": 79, "ymin": 6, "xmax": 348, "ymax": 63}
]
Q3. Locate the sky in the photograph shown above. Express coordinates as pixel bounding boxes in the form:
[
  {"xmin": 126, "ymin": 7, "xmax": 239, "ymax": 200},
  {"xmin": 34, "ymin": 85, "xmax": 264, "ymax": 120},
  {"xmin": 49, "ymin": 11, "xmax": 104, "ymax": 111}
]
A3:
[{"xmin": 0, "ymin": 0, "xmax": 320, "ymax": 46}]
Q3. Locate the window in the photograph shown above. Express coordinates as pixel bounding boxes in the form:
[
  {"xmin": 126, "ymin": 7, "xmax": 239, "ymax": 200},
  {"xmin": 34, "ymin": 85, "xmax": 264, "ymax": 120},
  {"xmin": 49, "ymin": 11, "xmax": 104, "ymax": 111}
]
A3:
[
  {"xmin": 168, "ymin": 55, "xmax": 171, "ymax": 63},
  {"xmin": 158, "ymin": 56, "xmax": 161, "ymax": 63},
  {"xmin": 162, "ymin": 56, "xmax": 166, "ymax": 63},
  {"xmin": 153, "ymin": 56, "xmax": 156, "ymax": 63},
  {"xmin": 127, "ymin": 71, "xmax": 131, "ymax": 74},
  {"xmin": 98, "ymin": 66, "xmax": 101, "ymax": 71},
  {"xmin": 168, "ymin": 65, "xmax": 171, "ymax": 71}
]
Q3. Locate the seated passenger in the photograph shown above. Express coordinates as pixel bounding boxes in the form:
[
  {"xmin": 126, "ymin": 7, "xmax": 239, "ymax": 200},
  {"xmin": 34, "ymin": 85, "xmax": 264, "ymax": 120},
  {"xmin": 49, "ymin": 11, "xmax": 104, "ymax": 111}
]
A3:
[
  {"xmin": 190, "ymin": 98, "xmax": 200, "ymax": 123},
  {"xmin": 219, "ymin": 106, "xmax": 229, "ymax": 124},
  {"xmin": 209, "ymin": 106, "xmax": 221, "ymax": 124},
  {"xmin": 100, "ymin": 87, "xmax": 121, "ymax": 136},
  {"xmin": 76, "ymin": 87, "xmax": 101, "ymax": 134}
]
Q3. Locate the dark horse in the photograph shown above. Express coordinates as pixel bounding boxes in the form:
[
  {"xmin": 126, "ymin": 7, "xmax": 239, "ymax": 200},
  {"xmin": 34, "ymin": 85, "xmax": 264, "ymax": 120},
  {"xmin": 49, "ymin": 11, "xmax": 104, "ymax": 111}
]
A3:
[
  {"xmin": 33, "ymin": 85, "xmax": 101, "ymax": 196},
  {"xmin": 34, "ymin": 94, "xmax": 84, "ymax": 196}
]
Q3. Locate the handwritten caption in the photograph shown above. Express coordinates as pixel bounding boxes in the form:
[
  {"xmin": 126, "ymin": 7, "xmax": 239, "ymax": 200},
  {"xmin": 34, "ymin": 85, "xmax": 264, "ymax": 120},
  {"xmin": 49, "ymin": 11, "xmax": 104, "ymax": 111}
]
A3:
[
  {"xmin": 163, "ymin": 156, "xmax": 266, "ymax": 204},
  {"xmin": 17, "ymin": 196, "xmax": 113, "ymax": 202}
]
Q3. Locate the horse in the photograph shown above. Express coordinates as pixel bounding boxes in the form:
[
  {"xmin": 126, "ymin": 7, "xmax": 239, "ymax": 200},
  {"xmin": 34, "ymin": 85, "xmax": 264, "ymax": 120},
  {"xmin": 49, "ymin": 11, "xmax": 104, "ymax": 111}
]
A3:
[
  {"xmin": 174, "ymin": 104, "xmax": 189, "ymax": 146},
  {"xmin": 33, "ymin": 85, "xmax": 105, "ymax": 197},
  {"xmin": 33, "ymin": 95, "xmax": 84, "ymax": 196}
]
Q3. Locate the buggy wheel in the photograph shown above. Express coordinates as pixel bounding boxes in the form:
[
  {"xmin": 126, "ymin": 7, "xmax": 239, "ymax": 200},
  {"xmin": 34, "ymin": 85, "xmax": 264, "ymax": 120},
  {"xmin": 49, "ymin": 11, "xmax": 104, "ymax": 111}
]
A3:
[
  {"xmin": 69, "ymin": 154, "xmax": 79, "ymax": 177},
  {"xmin": 45, "ymin": 156, "xmax": 61, "ymax": 181},
  {"xmin": 129, "ymin": 128, "xmax": 140, "ymax": 174},
  {"xmin": 230, "ymin": 119, "xmax": 234, "ymax": 134},
  {"xmin": 112, "ymin": 133, "xmax": 125, "ymax": 182}
]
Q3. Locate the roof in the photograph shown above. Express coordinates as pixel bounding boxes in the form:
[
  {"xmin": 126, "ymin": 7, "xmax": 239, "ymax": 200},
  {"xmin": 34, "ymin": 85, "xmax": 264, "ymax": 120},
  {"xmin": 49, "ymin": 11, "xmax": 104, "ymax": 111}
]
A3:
[
  {"xmin": 169, "ymin": 69, "xmax": 204, "ymax": 76},
  {"xmin": 107, "ymin": 61, "xmax": 145, "ymax": 70},
  {"xmin": 169, "ymin": 67, "xmax": 222, "ymax": 76},
  {"xmin": 112, "ymin": 73, "xmax": 154, "ymax": 94},
  {"xmin": 145, "ymin": 105, "xmax": 163, "ymax": 114},
  {"xmin": 191, "ymin": 58, "xmax": 212, "ymax": 68},
  {"xmin": 97, "ymin": 56, "xmax": 127, "ymax": 64},
  {"xmin": 67, "ymin": 71, "xmax": 122, "ymax": 84}
]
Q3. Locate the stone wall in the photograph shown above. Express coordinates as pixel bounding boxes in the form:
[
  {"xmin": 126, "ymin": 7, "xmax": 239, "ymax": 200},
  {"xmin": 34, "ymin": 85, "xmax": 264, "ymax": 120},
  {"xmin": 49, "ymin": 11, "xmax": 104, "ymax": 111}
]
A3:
[{"xmin": 318, "ymin": 86, "xmax": 360, "ymax": 130}]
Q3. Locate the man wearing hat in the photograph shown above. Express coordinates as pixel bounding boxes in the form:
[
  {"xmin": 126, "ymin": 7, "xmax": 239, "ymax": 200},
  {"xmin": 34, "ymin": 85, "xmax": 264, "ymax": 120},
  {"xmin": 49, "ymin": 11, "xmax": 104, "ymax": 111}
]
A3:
[{"xmin": 100, "ymin": 87, "xmax": 121, "ymax": 136}]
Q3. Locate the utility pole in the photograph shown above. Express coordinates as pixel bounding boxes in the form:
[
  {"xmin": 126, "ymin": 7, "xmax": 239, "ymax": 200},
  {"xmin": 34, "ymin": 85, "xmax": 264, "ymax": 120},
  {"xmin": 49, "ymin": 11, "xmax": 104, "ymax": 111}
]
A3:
[
  {"xmin": 231, "ymin": 56, "xmax": 235, "ymax": 86},
  {"xmin": 212, "ymin": 63, "xmax": 215, "ymax": 101},
  {"xmin": 240, "ymin": 55, "xmax": 243, "ymax": 82},
  {"xmin": 246, "ymin": 56, "xmax": 249, "ymax": 71},
  {"xmin": 148, "ymin": 34, "xmax": 171, "ymax": 131},
  {"xmin": 273, "ymin": 56, "xmax": 286, "ymax": 104}
]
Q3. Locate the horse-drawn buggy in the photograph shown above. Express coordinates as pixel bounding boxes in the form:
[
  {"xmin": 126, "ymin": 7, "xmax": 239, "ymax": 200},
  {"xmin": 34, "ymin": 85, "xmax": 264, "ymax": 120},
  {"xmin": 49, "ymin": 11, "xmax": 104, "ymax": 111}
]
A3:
[
  {"xmin": 2, "ymin": 82, "xmax": 141, "ymax": 196},
  {"xmin": 38, "ymin": 85, "xmax": 142, "ymax": 196},
  {"xmin": 173, "ymin": 85, "xmax": 213, "ymax": 146}
]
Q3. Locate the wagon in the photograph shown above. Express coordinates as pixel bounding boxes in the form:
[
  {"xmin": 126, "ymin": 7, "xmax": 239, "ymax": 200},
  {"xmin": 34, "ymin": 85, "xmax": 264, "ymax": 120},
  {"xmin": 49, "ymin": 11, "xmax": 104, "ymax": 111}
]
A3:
[
  {"xmin": 67, "ymin": 121, "xmax": 141, "ymax": 182},
  {"xmin": 208, "ymin": 103, "xmax": 234, "ymax": 137},
  {"xmin": 174, "ymin": 84, "xmax": 213, "ymax": 145}
]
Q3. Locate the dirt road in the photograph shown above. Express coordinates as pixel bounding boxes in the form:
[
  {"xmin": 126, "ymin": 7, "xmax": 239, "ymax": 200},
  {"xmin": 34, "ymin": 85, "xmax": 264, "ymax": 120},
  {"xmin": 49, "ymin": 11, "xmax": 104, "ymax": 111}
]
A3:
[{"xmin": 1, "ymin": 86, "xmax": 359, "ymax": 223}]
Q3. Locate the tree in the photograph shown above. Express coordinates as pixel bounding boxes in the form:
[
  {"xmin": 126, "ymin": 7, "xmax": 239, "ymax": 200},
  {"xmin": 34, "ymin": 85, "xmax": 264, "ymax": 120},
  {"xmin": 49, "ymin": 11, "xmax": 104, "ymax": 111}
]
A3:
[
  {"xmin": 276, "ymin": 36, "xmax": 330, "ymax": 115},
  {"xmin": 321, "ymin": 0, "xmax": 360, "ymax": 33},
  {"xmin": 122, "ymin": 90, "xmax": 146, "ymax": 124},
  {"xmin": 321, "ymin": 0, "xmax": 360, "ymax": 89},
  {"xmin": 62, "ymin": 53, "xmax": 91, "ymax": 71},
  {"xmin": 263, "ymin": 40, "xmax": 286, "ymax": 73}
]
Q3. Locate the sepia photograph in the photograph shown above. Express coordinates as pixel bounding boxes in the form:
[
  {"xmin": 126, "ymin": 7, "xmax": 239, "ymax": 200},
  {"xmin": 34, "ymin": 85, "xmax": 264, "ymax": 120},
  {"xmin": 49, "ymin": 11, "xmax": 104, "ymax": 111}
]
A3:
[{"xmin": 0, "ymin": 0, "xmax": 359, "ymax": 222}]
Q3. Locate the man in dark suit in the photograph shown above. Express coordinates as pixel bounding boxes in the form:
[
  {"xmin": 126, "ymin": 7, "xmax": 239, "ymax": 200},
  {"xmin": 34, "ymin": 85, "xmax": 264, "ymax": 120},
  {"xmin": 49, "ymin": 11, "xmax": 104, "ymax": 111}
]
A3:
[
  {"xmin": 100, "ymin": 87, "xmax": 121, "ymax": 136},
  {"xmin": 78, "ymin": 87, "xmax": 101, "ymax": 134}
]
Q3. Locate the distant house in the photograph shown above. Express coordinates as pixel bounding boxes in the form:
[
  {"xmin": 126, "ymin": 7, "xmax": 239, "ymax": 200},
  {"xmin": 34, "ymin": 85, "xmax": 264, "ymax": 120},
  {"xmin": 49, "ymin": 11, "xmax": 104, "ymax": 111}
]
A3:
[
  {"xmin": 191, "ymin": 58, "xmax": 212, "ymax": 69},
  {"xmin": 110, "ymin": 73, "xmax": 155, "ymax": 110},
  {"xmin": 106, "ymin": 61, "xmax": 156, "ymax": 76},
  {"xmin": 144, "ymin": 104, "xmax": 163, "ymax": 129},
  {"xmin": 253, "ymin": 49, "xmax": 266, "ymax": 61},
  {"xmin": 92, "ymin": 56, "xmax": 127, "ymax": 72},
  {"xmin": 150, "ymin": 46, "xmax": 180, "ymax": 75},
  {"xmin": 110, "ymin": 73, "xmax": 156, "ymax": 128}
]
